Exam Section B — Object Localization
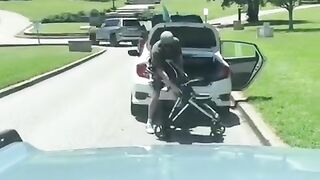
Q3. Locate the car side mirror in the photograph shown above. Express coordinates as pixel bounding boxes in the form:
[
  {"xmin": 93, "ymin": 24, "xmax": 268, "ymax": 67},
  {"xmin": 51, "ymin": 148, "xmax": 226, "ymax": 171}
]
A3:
[{"xmin": 128, "ymin": 49, "xmax": 139, "ymax": 56}]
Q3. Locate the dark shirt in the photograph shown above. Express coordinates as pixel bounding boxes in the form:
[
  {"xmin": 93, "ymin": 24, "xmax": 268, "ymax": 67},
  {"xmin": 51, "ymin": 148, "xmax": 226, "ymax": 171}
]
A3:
[
  {"xmin": 151, "ymin": 38, "xmax": 183, "ymax": 70},
  {"xmin": 150, "ymin": 38, "xmax": 183, "ymax": 88}
]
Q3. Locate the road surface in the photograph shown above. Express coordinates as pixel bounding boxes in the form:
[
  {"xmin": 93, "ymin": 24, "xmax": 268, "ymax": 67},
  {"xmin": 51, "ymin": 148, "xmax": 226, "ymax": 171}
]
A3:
[
  {"xmin": 0, "ymin": 10, "xmax": 87, "ymax": 44},
  {"xmin": 0, "ymin": 47, "xmax": 261, "ymax": 151}
]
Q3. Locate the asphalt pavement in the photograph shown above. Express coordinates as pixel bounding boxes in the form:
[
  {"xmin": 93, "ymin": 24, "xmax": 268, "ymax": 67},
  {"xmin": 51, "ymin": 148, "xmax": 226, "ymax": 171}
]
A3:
[
  {"xmin": 0, "ymin": 47, "xmax": 261, "ymax": 151},
  {"xmin": 0, "ymin": 10, "xmax": 87, "ymax": 44},
  {"xmin": 0, "ymin": 8, "xmax": 263, "ymax": 150}
]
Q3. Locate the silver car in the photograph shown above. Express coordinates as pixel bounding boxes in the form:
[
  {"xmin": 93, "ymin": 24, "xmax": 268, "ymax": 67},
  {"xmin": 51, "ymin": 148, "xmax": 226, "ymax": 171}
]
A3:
[{"xmin": 95, "ymin": 18, "xmax": 146, "ymax": 46}]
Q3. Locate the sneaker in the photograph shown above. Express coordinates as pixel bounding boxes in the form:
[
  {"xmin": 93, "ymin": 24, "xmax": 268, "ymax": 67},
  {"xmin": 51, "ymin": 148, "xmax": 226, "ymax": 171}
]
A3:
[{"xmin": 145, "ymin": 122, "xmax": 154, "ymax": 134}]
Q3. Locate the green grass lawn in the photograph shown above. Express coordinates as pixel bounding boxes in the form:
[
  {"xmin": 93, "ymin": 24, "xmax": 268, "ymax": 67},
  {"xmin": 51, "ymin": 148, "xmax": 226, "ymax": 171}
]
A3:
[
  {"xmin": 30, "ymin": 23, "xmax": 89, "ymax": 34},
  {"xmin": 220, "ymin": 7, "xmax": 320, "ymax": 148},
  {"xmin": 0, "ymin": 0, "xmax": 125, "ymax": 20},
  {"xmin": 0, "ymin": 46, "xmax": 99, "ymax": 89},
  {"xmin": 155, "ymin": 0, "xmax": 275, "ymax": 20}
]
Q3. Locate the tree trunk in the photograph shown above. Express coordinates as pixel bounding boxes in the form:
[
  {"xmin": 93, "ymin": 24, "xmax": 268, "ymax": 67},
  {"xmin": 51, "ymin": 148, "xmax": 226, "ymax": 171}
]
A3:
[
  {"xmin": 288, "ymin": 2, "xmax": 294, "ymax": 31},
  {"xmin": 247, "ymin": 0, "xmax": 260, "ymax": 23}
]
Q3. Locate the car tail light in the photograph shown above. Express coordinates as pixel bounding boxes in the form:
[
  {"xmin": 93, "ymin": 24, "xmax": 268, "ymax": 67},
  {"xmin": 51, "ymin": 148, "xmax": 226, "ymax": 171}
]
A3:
[
  {"xmin": 136, "ymin": 63, "xmax": 150, "ymax": 79},
  {"xmin": 216, "ymin": 65, "xmax": 230, "ymax": 80}
]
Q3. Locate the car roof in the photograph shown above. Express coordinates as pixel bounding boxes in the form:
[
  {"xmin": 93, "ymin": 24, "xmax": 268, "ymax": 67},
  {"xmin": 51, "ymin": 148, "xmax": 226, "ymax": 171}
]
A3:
[
  {"xmin": 151, "ymin": 22, "xmax": 213, "ymax": 29},
  {"xmin": 105, "ymin": 18, "xmax": 138, "ymax": 21}
]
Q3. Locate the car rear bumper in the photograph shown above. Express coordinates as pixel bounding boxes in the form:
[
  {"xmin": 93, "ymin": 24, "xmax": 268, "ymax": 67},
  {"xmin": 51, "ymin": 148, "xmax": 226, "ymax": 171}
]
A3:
[{"xmin": 131, "ymin": 77, "xmax": 232, "ymax": 107}]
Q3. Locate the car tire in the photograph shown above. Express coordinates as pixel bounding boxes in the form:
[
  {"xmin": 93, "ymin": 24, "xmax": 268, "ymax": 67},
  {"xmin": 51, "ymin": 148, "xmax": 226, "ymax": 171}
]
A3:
[
  {"xmin": 131, "ymin": 102, "xmax": 148, "ymax": 117},
  {"xmin": 110, "ymin": 34, "xmax": 118, "ymax": 47}
]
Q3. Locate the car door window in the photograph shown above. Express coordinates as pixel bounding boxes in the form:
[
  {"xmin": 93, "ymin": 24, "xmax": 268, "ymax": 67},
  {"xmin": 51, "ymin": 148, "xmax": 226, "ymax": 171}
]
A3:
[{"xmin": 221, "ymin": 41, "xmax": 265, "ymax": 91}]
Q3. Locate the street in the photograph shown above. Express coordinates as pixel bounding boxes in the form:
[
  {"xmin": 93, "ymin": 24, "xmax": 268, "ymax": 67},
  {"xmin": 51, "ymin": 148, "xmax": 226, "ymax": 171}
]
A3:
[{"xmin": 0, "ymin": 47, "xmax": 261, "ymax": 150}]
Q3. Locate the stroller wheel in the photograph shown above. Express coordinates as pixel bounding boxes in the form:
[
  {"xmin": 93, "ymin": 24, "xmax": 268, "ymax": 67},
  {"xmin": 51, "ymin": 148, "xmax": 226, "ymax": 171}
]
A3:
[
  {"xmin": 217, "ymin": 124, "xmax": 226, "ymax": 134},
  {"xmin": 154, "ymin": 125, "xmax": 170, "ymax": 139},
  {"xmin": 209, "ymin": 132, "xmax": 215, "ymax": 137},
  {"xmin": 210, "ymin": 122, "xmax": 226, "ymax": 137}
]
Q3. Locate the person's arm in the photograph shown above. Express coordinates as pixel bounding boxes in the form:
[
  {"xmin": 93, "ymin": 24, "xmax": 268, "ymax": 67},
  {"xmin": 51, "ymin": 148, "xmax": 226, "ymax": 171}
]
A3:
[
  {"xmin": 174, "ymin": 54, "xmax": 185, "ymax": 76},
  {"xmin": 155, "ymin": 68, "xmax": 181, "ymax": 96},
  {"xmin": 172, "ymin": 41, "xmax": 186, "ymax": 77}
]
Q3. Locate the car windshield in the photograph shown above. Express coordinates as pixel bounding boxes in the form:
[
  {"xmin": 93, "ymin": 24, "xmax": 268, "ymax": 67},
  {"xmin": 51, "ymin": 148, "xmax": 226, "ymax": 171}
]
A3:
[
  {"xmin": 1, "ymin": 0, "xmax": 320, "ymax": 179},
  {"xmin": 150, "ymin": 26, "xmax": 217, "ymax": 48}
]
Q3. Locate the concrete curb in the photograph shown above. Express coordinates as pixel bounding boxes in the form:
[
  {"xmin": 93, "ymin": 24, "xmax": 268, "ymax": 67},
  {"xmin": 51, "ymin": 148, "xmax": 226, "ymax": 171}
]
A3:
[
  {"xmin": 0, "ymin": 46, "xmax": 107, "ymax": 99},
  {"xmin": 17, "ymin": 34, "xmax": 89, "ymax": 39},
  {"xmin": 0, "ymin": 43, "xmax": 68, "ymax": 47},
  {"xmin": 231, "ymin": 92, "xmax": 289, "ymax": 147},
  {"xmin": 16, "ymin": 24, "xmax": 88, "ymax": 39}
]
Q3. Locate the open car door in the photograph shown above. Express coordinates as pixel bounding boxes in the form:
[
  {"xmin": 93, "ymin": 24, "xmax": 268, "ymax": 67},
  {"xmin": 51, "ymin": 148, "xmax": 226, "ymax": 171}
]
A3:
[{"xmin": 221, "ymin": 40, "xmax": 266, "ymax": 91}]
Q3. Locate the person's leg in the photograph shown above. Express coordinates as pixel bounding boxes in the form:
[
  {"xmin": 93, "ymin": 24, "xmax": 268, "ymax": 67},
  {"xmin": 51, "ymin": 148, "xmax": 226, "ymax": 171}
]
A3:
[{"xmin": 146, "ymin": 88, "xmax": 160, "ymax": 134}]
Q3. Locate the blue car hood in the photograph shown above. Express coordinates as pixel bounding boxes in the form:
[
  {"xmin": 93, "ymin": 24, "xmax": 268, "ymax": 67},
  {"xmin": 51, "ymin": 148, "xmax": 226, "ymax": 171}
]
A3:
[{"xmin": 1, "ymin": 143, "xmax": 320, "ymax": 180}]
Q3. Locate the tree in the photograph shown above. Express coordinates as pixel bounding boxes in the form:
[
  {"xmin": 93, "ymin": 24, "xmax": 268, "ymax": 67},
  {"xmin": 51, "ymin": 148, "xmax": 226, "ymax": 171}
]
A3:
[
  {"xmin": 222, "ymin": 0, "xmax": 264, "ymax": 23},
  {"xmin": 268, "ymin": 0, "xmax": 299, "ymax": 30}
]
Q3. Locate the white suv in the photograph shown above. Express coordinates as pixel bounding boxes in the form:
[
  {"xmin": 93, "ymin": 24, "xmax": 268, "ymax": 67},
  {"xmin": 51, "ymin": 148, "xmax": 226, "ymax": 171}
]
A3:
[{"xmin": 128, "ymin": 22, "xmax": 265, "ymax": 116}]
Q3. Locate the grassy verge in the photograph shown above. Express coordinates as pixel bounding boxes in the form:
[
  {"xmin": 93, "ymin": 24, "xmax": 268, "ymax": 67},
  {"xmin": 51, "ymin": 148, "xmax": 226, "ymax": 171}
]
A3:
[
  {"xmin": 30, "ymin": 23, "xmax": 89, "ymax": 34},
  {"xmin": 0, "ymin": 0, "xmax": 125, "ymax": 20},
  {"xmin": 0, "ymin": 46, "xmax": 99, "ymax": 89},
  {"xmin": 220, "ymin": 7, "xmax": 320, "ymax": 148},
  {"xmin": 155, "ymin": 0, "xmax": 275, "ymax": 20}
]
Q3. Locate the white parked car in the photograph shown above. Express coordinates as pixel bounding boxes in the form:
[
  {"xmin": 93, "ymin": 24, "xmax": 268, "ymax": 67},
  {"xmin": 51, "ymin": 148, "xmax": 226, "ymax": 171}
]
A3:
[{"xmin": 128, "ymin": 22, "xmax": 265, "ymax": 117}]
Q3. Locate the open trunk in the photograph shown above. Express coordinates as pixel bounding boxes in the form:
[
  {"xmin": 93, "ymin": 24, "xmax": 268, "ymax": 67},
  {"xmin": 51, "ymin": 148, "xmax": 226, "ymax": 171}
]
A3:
[{"xmin": 182, "ymin": 51, "xmax": 229, "ymax": 86}]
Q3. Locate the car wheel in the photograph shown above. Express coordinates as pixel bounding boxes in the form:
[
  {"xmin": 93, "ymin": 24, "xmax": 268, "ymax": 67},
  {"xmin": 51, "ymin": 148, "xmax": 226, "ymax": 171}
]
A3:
[
  {"xmin": 131, "ymin": 102, "xmax": 148, "ymax": 118},
  {"xmin": 110, "ymin": 34, "xmax": 118, "ymax": 47}
]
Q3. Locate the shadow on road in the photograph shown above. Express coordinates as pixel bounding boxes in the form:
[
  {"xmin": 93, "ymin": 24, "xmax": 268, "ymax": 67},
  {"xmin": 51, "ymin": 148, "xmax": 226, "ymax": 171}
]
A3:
[
  {"xmin": 133, "ymin": 103, "xmax": 242, "ymax": 144},
  {"xmin": 221, "ymin": 111, "xmax": 240, "ymax": 128},
  {"xmin": 164, "ymin": 129, "xmax": 224, "ymax": 144}
]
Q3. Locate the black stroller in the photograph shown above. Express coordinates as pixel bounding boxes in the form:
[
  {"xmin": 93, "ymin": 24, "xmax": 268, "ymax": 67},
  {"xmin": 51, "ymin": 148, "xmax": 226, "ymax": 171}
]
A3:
[{"xmin": 151, "ymin": 60, "xmax": 226, "ymax": 139}]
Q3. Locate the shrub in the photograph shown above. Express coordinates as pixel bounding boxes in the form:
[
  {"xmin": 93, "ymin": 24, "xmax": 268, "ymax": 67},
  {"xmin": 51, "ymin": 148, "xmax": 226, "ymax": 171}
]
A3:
[{"xmin": 41, "ymin": 8, "xmax": 112, "ymax": 23}]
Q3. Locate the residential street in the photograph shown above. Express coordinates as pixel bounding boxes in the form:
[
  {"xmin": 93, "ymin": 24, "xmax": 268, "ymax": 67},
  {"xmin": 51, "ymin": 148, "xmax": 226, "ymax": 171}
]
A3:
[
  {"xmin": 0, "ymin": 10, "xmax": 87, "ymax": 44},
  {"xmin": 0, "ymin": 47, "xmax": 261, "ymax": 150},
  {"xmin": 0, "ymin": 7, "xmax": 267, "ymax": 151}
]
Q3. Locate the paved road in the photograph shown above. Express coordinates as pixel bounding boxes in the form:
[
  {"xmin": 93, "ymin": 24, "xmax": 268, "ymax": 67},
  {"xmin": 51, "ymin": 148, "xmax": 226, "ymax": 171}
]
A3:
[
  {"xmin": 0, "ymin": 47, "xmax": 261, "ymax": 151},
  {"xmin": 0, "ymin": 10, "xmax": 87, "ymax": 44}
]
